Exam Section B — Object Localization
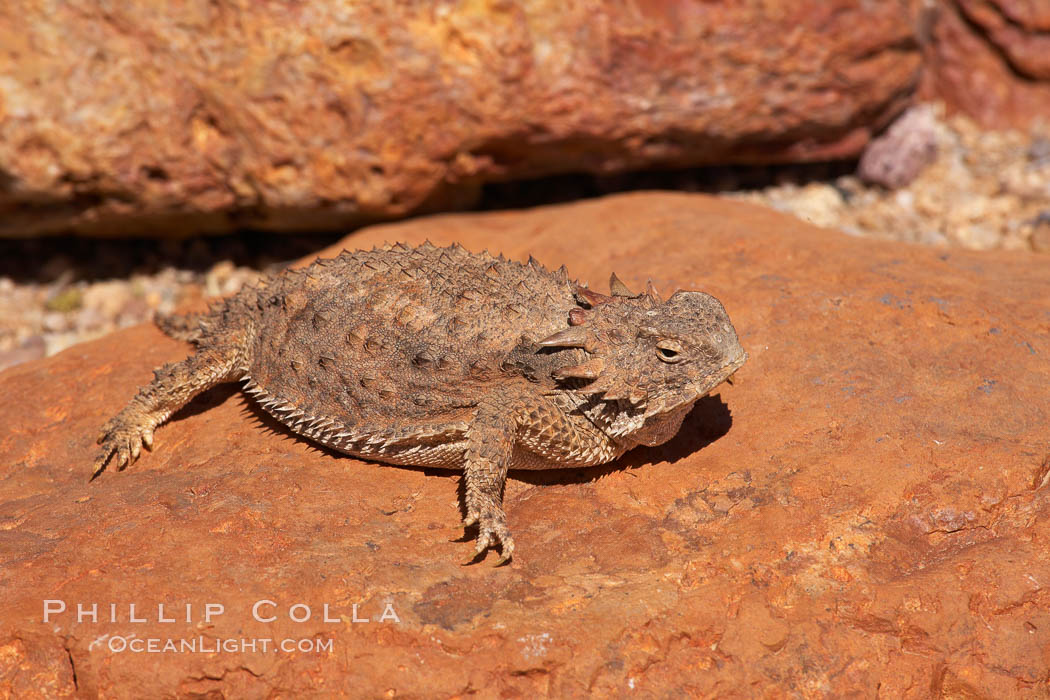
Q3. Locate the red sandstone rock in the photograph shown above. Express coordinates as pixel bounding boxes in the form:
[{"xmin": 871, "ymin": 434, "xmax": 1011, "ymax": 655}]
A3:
[
  {"xmin": 955, "ymin": 0, "xmax": 1050, "ymax": 80},
  {"xmin": 0, "ymin": 1, "xmax": 921, "ymax": 237},
  {"xmin": 1, "ymin": 193, "xmax": 1048, "ymax": 695},
  {"xmin": 922, "ymin": 0, "xmax": 1050, "ymax": 128}
]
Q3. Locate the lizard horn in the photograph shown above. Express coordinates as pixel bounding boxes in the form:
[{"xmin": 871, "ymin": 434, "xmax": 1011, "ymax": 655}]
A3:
[
  {"xmin": 537, "ymin": 327, "xmax": 597, "ymax": 351},
  {"xmin": 578, "ymin": 374, "xmax": 618, "ymax": 397},
  {"xmin": 580, "ymin": 379, "xmax": 646, "ymax": 403},
  {"xmin": 552, "ymin": 357, "xmax": 605, "ymax": 380},
  {"xmin": 575, "ymin": 285, "xmax": 614, "ymax": 307},
  {"xmin": 609, "ymin": 272, "xmax": 634, "ymax": 297}
]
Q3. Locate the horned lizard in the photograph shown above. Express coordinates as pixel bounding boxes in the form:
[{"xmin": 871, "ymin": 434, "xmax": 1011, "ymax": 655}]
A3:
[{"xmin": 92, "ymin": 242, "xmax": 746, "ymax": 564}]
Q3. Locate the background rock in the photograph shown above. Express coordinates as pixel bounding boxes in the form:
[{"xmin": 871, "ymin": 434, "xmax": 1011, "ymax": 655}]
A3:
[
  {"xmin": 0, "ymin": 0, "xmax": 921, "ymax": 237},
  {"xmin": 922, "ymin": 0, "xmax": 1050, "ymax": 128},
  {"xmin": 1, "ymin": 193, "xmax": 1048, "ymax": 696}
]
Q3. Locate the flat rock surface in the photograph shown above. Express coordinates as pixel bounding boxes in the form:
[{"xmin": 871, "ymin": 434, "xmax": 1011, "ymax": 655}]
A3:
[
  {"xmin": 0, "ymin": 1, "xmax": 920, "ymax": 237},
  {"xmin": 2, "ymin": 193, "xmax": 1049, "ymax": 696}
]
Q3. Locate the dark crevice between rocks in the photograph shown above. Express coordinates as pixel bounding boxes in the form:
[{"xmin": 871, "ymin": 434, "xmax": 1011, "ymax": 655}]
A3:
[
  {"xmin": 469, "ymin": 123, "xmax": 869, "ymax": 173},
  {"xmin": 0, "ymin": 233, "xmax": 342, "ymax": 285},
  {"xmin": 476, "ymin": 160, "xmax": 859, "ymax": 213},
  {"xmin": 0, "ymin": 159, "xmax": 859, "ymax": 287}
]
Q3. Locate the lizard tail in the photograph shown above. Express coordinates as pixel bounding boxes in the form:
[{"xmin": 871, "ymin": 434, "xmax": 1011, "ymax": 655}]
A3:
[{"xmin": 155, "ymin": 312, "xmax": 208, "ymax": 343}]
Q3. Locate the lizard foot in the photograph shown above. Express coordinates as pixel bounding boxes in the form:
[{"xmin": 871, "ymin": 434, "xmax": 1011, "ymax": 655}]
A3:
[
  {"xmin": 92, "ymin": 413, "xmax": 155, "ymax": 478},
  {"xmin": 463, "ymin": 506, "xmax": 515, "ymax": 566}
]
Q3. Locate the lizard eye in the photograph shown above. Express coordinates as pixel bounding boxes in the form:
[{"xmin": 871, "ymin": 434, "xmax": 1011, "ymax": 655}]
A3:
[{"xmin": 656, "ymin": 340, "xmax": 684, "ymax": 363}]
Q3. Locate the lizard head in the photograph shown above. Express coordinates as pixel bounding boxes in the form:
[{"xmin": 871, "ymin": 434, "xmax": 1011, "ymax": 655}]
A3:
[{"xmin": 538, "ymin": 275, "xmax": 747, "ymax": 447}]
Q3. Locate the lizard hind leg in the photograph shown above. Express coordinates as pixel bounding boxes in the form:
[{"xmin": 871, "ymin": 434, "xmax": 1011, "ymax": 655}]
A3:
[{"xmin": 91, "ymin": 339, "xmax": 246, "ymax": 478}]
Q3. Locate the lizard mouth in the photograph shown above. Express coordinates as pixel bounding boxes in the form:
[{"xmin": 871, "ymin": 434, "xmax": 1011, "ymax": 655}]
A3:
[
  {"xmin": 694, "ymin": 350, "xmax": 748, "ymax": 397},
  {"xmin": 723, "ymin": 351, "xmax": 747, "ymax": 384}
]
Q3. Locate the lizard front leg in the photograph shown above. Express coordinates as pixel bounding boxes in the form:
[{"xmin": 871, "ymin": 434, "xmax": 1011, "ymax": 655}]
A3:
[
  {"xmin": 460, "ymin": 390, "xmax": 623, "ymax": 564},
  {"xmin": 462, "ymin": 397, "xmax": 516, "ymax": 565},
  {"xmin": 92, "ymin": 342, "xmax": 244, "ymax": 478}
]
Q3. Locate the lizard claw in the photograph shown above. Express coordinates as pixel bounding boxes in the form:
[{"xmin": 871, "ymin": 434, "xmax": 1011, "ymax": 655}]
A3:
[{"xmin": 461, "ymin": 507, "xmax": 515, "ymax": 565}]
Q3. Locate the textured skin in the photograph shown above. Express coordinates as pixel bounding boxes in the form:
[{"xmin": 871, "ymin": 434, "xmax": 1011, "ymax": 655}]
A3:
[{"xmin": 92, "ymin": 242, "xmax": 746, "ymax": 563}]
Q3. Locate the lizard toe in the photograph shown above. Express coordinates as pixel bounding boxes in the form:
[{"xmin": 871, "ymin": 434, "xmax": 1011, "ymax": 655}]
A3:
[
  {"xmin": 90, "ymin": 446, "xmax": 115, "ymax": 479},
  {"xmin": 473, "ymin": 511, "xmax": 514, "ymax": 564},
  {"xmin": 493, "ymin": 535, "xmax": 515, "ymax": 566}
]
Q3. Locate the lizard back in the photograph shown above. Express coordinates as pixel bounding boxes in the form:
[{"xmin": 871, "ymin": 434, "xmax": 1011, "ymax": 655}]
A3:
[{"xmin": 243, "ymin": 243, "xmax": 579, "ymax": 427}]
